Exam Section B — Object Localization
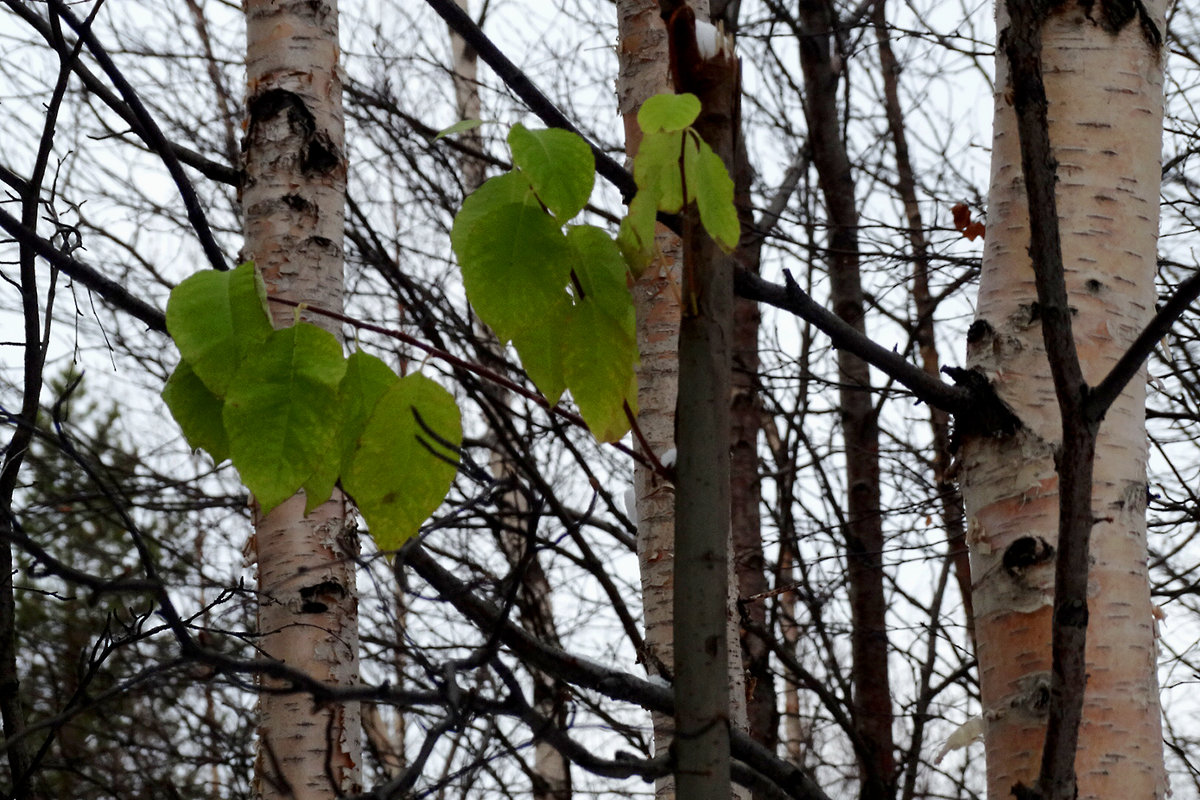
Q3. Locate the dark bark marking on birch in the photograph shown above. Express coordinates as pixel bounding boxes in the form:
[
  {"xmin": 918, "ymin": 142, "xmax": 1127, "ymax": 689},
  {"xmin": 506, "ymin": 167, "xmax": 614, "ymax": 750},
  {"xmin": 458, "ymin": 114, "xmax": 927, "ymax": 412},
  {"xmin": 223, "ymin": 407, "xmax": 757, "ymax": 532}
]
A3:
[
  {"xmin": 282, "ymin": 193, "xmax": 316, "ymax": 213},
  {"xmin": 1003, "ymin": 536, "xmax": 1056, "ymax": 577},
  {"xmin": 941, "ymin": 367, "xmax": 1023, "ymax": 449},
  {"xmin": 244, "ymin": 88, "xmax": 342, "ymax": 175},
  {"xmin": 1078, "ymin": 0, "xmax": 1162, "ymax": 46},
  {"xmin": 299, "ymin": 580, "xmax": 348, "ymax": 614},
  {"xmin": 967, "ymin": 319, "xmax": 993, "ymax": 343}
]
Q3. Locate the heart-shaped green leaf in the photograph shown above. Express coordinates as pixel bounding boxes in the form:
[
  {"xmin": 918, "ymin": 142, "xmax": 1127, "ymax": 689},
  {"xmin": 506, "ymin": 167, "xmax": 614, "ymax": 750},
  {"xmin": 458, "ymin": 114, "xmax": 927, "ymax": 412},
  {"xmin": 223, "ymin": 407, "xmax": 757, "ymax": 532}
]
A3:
[
  {"xmin": 508, "ymin": 123, "xmax": 595, "ymax": 223},
  {"xmin": 343, "ymin": 374, "xmax": 462, "ymax": 551},
  {"xmin": 638, "ymin": 93, "xmax": 701, "ymax": 133},
  {"xmin": 162, "ymin": 360, "xmax": 230, "ymax": 464},
  {"xmin": 165, "ymin": 263, "xmax": 273, "ymax": 396},
  {"xmin": 223, "ymin": 323, "xmax": 347, "ymax": 513},
  {"xmin": 452, "ymin": 172, "xmax": 572, "ymax": 343}
]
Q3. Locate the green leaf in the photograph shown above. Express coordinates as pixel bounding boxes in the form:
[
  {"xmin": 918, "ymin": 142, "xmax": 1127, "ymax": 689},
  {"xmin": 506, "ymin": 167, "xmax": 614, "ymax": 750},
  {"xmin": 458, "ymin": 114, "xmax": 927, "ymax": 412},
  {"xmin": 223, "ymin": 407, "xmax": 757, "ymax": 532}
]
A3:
[
  {"xmin": 637, "ymin": 93, "xmax": 701, "ymax": 133},
  {"xmin": 452, "ymin": 172, "xmax": 573, "ymax": 343},
  {"xmin": 562, "ymin": 300, "xmax": 638, "ymax": 443},
  {"xmin": 633, "ymin": 131, "xmax": 685, "ymax": 213},
  {"xmin": 513, "ymin": 305, "xmax": 569, "ymax": 406},
  {"xmin": 434, "ymin": 118, "xmax": 487, "ymax": 141},
  {"xmin": 617, "ymin": 190, "xmax": 660, "ymax": 275},
  {"xmin": 343, "ymin": 374, "xmax": 462, "ymax": 551},
  {"xmin": 300, "ymin": 455, "xmax": 341, "ymax": 514},
  {"xmin": 684, "ymin": 135, "xmax": 741, "ymax": 251},
  {"xmin": 567, "ymin": 225, "xmax": 635, "ymax": 317},
  {"xmin": 223, "ymin": 323, "xmax": 347, "ymax": 514},
  {"xmin": 310, "ymin": 349, "xmax": 397, "ymax": 523},
  {"xmin": 166, "ymin": 263, "xmax": 273, "ymax": 396},
  {"xmin": 337, "ymin": 350, "xmax": 400, "ymax": 476},
  {"xmin": 162, "ymin": 360, "xmax": 230, "ymax": 463},
  {"xmin": 559, "ymin": 226, "xmax": 637, "ymax": 442},
  {"xmin": 508, "ymin": 124, "xmax": 595, "ymax": 223}
]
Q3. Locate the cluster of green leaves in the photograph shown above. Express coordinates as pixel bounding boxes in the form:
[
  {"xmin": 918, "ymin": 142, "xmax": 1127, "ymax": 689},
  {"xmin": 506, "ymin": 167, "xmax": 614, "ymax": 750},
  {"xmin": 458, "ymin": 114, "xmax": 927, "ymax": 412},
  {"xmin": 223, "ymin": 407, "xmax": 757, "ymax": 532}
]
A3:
[
  {"xmin": 451, "ymin": 124, "xmax": 639, "ymax": 442},
  {"xmin": 618, "ymin": 93, "xmax": 740, "ymax": 269},
  {"xmin": 160, "ymin": 93, "xmax": 739, "ymax": 545},
  {"xmin": 161, "ymin": 264, "xmax": 461, "ymax": 550},
  {"xmin": 449, "ymin": 93, "xmax": 738, "ymax": 443}
]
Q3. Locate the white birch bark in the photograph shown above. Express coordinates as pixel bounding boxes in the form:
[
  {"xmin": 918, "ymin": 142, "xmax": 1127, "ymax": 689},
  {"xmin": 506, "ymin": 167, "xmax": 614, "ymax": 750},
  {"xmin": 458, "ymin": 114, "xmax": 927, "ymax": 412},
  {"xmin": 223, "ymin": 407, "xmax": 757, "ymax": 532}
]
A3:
[
  {"xmin": 962, "ymin": 3, "xmax": 1167, "ymax": 796},
  {"xmin": 242, "ymin": 2, "xmax": 360, "ymax": 797}
]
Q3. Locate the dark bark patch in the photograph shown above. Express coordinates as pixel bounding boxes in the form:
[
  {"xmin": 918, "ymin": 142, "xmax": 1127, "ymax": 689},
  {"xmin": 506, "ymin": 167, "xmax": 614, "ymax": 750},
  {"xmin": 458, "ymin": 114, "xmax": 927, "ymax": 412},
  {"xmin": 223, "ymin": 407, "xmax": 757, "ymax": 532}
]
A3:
[
  {"xmin": 299, "ymin": 580, "xmax": 347, "ymax": 614},
  {"xmin": 301, "ymin": 131, "xmax": 340, "ymax": 174},
  {"xmin": 1079, "ymin": 0, "xmax": 1162, "ymax": 46},
  {"xmin": 246, "ymin": 89, "xmax": 313, "ymax": 145},
  {"xmin": 282, "ymin": 194, "xmax": 315, "ymax": 213},
  {"xmin": 245, "ymin": 88, "xmax": 342, "ymax": 175},
  {"xmin": 1023, "ymin": 301, "xmax": 1041, "ymax": 326},
  {"xmin": 942, "ymin": 366, "xmax": 1022, "ymax": 449},
  {"xmin": 967, "ymin": 319, "xmax": 993, "ymax": 344},
  {"xmin": 1003, "ymin": 535, "xmax": 1055, "ymax": 577}
]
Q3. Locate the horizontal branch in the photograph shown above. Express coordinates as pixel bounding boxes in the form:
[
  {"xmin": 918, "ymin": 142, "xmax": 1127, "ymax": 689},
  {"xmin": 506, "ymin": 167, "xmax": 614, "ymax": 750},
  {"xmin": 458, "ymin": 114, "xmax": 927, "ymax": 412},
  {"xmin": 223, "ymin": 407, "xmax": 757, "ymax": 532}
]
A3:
[{"xmin": 734, "ymin": 267, "xmax": 973, "ymax": 412}]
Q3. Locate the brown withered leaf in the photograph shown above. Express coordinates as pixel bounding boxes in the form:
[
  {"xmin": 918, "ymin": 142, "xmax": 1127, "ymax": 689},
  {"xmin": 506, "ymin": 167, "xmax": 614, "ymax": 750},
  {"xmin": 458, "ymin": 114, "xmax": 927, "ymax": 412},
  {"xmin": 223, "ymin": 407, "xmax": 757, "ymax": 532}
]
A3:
[{"xmin": 951, "ymin": 203, "xmax": 985, "ymax": 241}]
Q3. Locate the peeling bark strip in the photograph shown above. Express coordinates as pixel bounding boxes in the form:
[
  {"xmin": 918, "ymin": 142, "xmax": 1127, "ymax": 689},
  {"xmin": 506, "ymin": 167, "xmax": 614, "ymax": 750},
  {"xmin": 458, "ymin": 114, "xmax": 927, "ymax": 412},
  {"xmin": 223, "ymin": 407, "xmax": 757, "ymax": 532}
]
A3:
[
  {"xmin": 961, "ymin": 0, "xmax": 1166, "ymax": 797},
  {"xmin": 243, "ymin": 2, "xmax": 361, "ymax": 798}
]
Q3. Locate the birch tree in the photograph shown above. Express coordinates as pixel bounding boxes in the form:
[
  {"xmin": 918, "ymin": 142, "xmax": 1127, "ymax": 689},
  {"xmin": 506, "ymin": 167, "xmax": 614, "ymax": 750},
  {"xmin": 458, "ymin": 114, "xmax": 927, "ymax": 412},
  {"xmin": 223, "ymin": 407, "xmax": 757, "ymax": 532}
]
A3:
[
  {"xmin": 242, "ymin": 1, "xmax": 360, "ymax": 797},
  {"xmin": 5, "ymin": 0, "xmax": 1200, "ymax": 798},
  {"xmin": 614, "ymin": 3, "xmax": 688, "ymax": 795},
  {"xmin": 960, "ymin": 0, "xmax": 1168, "ymax": 796}
]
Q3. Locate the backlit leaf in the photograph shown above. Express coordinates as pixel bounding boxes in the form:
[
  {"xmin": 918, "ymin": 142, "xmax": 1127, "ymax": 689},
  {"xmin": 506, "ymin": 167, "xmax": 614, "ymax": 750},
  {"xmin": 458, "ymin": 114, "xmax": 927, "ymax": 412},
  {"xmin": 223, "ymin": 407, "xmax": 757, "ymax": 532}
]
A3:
[
  {"xmin": 452, "ymin": 172, "xmax": 572, "ymax": 343},
  {"xmin": 223, "ymin": 323, "xmax": 347, "ymax": 514},
  {"xmin": 165, "ymin": 263, "xmax": 273, "ymax": 396},
  {"xmin": 563, "ymin": 300, "xmax": 637, "ymax": 443},
  {"xmin": 508, "ymin": 123, "xmax": 595, "ymax": 223},
  {"xmin": 560, "ymin": 226, "xmax": 638, "ymax": 442},
  {"xmin": 633, "ymin": 131, "xmax": 685, "ymax": 213},
  {"xmin": 303, "ymin": 350, "xmax": 398, "ymax": 513},
  {"xmin": 617, "ymin": 190, "xmax": 660, "ymax": 275},
  {"xmin": 513, "ymin": 300, "xmax": 570, "ymax": 405},
  {"xmin": 162, "ymin": 360, "xmax": 230, "ymax": 464},
  {"xmin": 684, "ymin": 135, "xmax": 740, "ymax": 251},
  {"xmin": 567, "ymin": 225, "xmax": 635, "ymax": 322},
  {"xmin": 637, "ymin": 93, "xmax": 701, "ymax": 133},
  {"xmin": 337, "ymin": 350, "xmax": 401, "ymax": 472},
  {"xmin": 343, "ymin": 374, "xmax": 462, "ymax": 551}
]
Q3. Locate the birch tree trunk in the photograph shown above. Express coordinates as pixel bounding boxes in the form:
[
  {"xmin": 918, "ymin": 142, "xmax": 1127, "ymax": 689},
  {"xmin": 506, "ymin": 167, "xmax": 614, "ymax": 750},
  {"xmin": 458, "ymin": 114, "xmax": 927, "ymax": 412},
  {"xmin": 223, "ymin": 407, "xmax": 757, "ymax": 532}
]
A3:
[
  {"xmin": 242, "ymin": 2, "xmax": 360, "ymax": 798},
  {"xmin": 961, "ymin": 1, "xmax": 1167, "ymax": 796},
  {"xmin": 615, "ymin": 3, "xmax": 684, "ymax": 786}
]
